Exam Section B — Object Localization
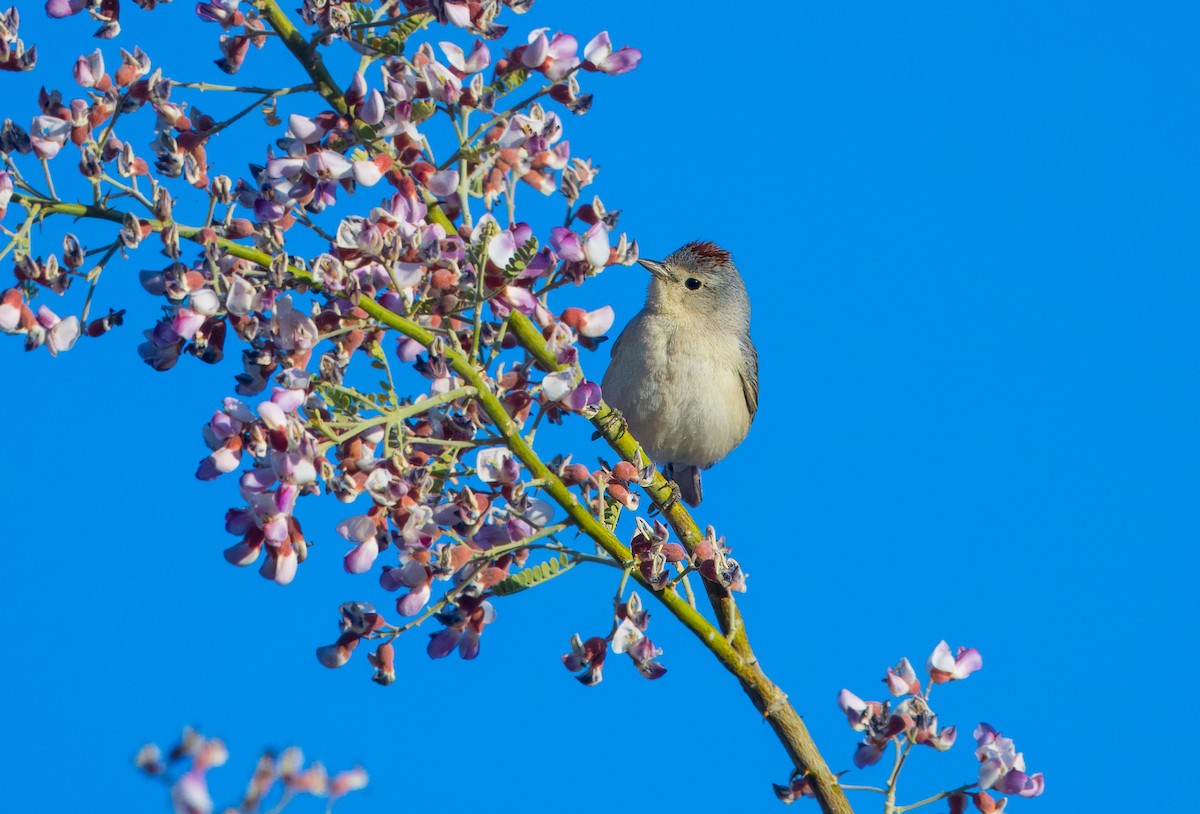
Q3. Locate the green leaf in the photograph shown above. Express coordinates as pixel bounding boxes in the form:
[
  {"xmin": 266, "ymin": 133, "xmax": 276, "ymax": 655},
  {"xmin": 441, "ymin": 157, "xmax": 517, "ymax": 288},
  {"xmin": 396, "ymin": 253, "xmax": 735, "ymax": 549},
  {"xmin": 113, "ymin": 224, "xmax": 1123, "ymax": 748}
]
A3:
[
  {"xmin": 491, "ymin": 555, "xmax": 577, "ymax": 596},
  {"xmin": 603, "ymin": 502, "xmax": 622, "ymax": 531}
]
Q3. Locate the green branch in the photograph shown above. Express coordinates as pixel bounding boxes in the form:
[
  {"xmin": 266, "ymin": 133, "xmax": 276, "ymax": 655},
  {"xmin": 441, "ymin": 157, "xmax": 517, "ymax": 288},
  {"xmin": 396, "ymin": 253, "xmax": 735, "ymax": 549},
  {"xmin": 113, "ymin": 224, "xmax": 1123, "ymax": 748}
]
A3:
[
  {"xmin": 12, "ymin": 138, "xmax": 853, "ymax": 814},
  {"xmin": 505, "ymin": 310, "xmax": 750, "ymax": 646},
  {"xmin": 254, "ymin": 0, "xmax": 348, "ymax": 115}
]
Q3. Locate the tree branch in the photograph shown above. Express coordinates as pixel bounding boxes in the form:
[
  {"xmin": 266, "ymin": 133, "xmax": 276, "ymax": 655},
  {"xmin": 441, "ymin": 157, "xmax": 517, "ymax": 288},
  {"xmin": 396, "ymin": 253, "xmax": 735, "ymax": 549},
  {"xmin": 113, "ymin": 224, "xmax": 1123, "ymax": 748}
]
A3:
[
  {"xmin": 503, "ymin": 308, "xmax": 852, "ymax": 813},
  {"xmin": 13, "ymin": 162, "xmax": 853, "ymax": 814},
  {"xmin": 254, "ymin": 0, "xmax": 349, "ymax": 115}
]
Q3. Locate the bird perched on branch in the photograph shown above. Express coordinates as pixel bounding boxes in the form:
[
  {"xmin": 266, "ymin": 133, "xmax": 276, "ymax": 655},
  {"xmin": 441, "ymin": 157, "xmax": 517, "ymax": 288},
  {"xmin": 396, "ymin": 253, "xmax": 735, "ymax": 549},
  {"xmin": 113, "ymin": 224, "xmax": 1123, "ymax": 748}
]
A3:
[{"xmin": 601, "ymin": 241, "xmax": 758, "ymax": 507}]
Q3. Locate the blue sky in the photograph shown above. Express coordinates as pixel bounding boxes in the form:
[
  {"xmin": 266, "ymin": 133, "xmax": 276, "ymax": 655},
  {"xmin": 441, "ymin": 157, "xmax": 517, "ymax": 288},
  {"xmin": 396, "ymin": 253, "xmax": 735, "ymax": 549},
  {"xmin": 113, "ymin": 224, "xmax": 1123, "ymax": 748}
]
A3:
[{"xmin": 1, "ymin": 1, "xmax": 1197, "ymax": 812}]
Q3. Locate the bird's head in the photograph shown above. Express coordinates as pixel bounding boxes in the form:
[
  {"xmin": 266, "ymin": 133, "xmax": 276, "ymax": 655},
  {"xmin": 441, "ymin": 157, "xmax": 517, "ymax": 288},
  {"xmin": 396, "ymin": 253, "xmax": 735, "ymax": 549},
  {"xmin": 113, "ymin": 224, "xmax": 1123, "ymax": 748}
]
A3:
[{"xmin": 638, "ymin": 241, "xmax": 749, "ymax": 322}]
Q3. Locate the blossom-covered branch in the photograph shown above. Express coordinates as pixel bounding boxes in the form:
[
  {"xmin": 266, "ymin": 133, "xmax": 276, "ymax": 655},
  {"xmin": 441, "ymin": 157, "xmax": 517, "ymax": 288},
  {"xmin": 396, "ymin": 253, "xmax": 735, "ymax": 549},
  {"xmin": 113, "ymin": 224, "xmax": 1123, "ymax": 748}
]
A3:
[
  {"xmin": 813, "ymin": 642, "xmax": 1044, "ymax": 814},
  {"xmin": 0, "ymin": 4, "xmax": 1038, "ymax": 814}
]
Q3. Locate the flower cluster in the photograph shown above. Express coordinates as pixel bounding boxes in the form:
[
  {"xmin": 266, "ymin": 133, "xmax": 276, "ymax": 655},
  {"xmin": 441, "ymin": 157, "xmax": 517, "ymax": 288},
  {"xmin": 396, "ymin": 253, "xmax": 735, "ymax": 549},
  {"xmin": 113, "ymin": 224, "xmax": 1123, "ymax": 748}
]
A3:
[
  {"xmin": 836, "ymin": 643, "xmax": 979, "ymax": 771},
  {"xmin": 201, "ymin": 386, "xmax": 323, "ymax": 585},
  {"xmin": 627, "ymin": 519, "xmax": 746, "ymax": 594},
  {"xmin": 803, "ymin": 642, "xmax": 1042, "ymax": 811},
  {"xmin": 135, "ymin": 727, "xmax": 367, "ymax": 814},
  {"xmin": 0, "ymin": 1, "xmax": 805, "ymax": 793},
  {"xmin": 562, "ymin": 590, "xmax": 665, "ymax": 685},
  {"xmin": 974, "ymin": 723, "xmax": 1045, "ymax": 800},
  {"xmin": 0, "ymin": 7, "xmax": 36, "ymax": 72}
]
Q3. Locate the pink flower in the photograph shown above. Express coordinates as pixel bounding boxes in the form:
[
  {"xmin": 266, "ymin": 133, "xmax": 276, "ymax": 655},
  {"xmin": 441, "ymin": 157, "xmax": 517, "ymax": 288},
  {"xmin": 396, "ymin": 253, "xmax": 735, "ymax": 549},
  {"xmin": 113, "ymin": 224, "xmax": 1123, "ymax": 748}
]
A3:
[
  {"xmin": 368, "ymin": 641, "xmax": 395, "ymax": 685},
  {"xmin": 612, "ymin": 618, "xmax": 666, "ymax": 679},
  {"xmin": 44, "ymin": 0, "xmax": 86, "ymax": 19},
  {"xmin": 974, "ymin": 723, "xmax": 1045, "ymax": 798},
  {"xmin": 440, "ymin": 40, "xmax": 490, "ymax": 75},
  {"xmin": 338, "ymin": 514, "xmax": 380, "ymax": 574},
  {"xmin": 396, "ymin": 578, "xmax": 431, "ymax": 616},
  {"xmin": 972, "ymin": 791, "xmax": 1008, "ymax": 813},
  {"xmin": 489, "ymin": 284, "xmax": 538, "ymax": 317},
  {"xmin": 329, "ymin": 766, "xmax": 368, "ymax": 800},
  {"xmin": 194, "ymin": 0, "xmax": 245, "ymax": 30},
  {"xmin": 886, "ymin": 656, "xmax": 921, "ymax": 696},
  {"xmin": 29, "ymin": 114, "xmax": 69, "ymax": 160},
  {"xmin": 262, "ymin": 540, "xmax": 298, "ymax": 585},
  {"xmin": 562, "ymin": 379, "xmax": 601, "ymax": 413},
  {"xmin": 170, "ymin": 770, "xmax": 213, "ymax": 814},
  {"xmin": 894, "ymin": 697, "xmax": 956, "ymax": 751},
  {"xmin": 560, "ymin": 305, "xmax": 614, "ymax": 338},
  {"xmin": 562, "ymin": 633, "xmax": 607, "ymax": 686},
  {"xmin": 427, "ymin": 597, "xmax": 495, "ymax": 660},
  {"xmin": 0, "ymin": 171, "xmax": 11, "ymax": 221},
  {"xmin": 582, "ymin": 31, "xmax": 642, "ymax": 75},
  {"xmin": 316, "ymin": 633, "xmax": 359, "ymax": 668},
  {"xmin": 837, "ymin": 688, "xmax": 881, "ymax": 731},
  {"xmin": 73, "ymin": 49, "xmax": 106, "ymax": 88},
  {"xmin": 36, "ymin": 305, "xmax": 80, "ymax": 356},
  {"xmin": 583, "ymin": 223, "xmax": 611, "ymax": 267},
  {"xmin": 926, "ymin": 640, "xmax": 983, "ymax": 683},
  {"xmin": 278, "ymin": 747, "xmax": 327, "ymax": 794},
  {"xmin": 550, "ymin": 226, "xmax": 585, "ymax": 261},
  {"xmin": 836, "ymin": 689, "xmax": 907, "ymax": 767},
  {"xmin": 517, "ymin": 28, "xmax": 579, "ymax": 81},
  {"xmin": 475, "ymin": 447, "xmax": 519, "ymax": 484}
]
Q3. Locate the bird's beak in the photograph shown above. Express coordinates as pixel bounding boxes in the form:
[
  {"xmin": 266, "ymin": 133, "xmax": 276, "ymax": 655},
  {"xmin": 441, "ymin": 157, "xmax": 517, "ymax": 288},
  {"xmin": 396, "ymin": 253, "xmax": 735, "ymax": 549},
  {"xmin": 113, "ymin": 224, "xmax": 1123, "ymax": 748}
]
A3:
[{"xmin": 638, "ymin": 258, "xmax": 677, "ymax": 282}]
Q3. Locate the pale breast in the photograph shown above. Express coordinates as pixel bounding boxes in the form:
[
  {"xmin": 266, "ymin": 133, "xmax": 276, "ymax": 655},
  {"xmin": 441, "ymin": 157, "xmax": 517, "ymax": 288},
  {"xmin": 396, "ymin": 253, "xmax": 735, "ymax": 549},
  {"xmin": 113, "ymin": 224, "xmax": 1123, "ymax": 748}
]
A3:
[{"xmin": 601, "ymin": 312, "xmax": 751, "ymax": 468}]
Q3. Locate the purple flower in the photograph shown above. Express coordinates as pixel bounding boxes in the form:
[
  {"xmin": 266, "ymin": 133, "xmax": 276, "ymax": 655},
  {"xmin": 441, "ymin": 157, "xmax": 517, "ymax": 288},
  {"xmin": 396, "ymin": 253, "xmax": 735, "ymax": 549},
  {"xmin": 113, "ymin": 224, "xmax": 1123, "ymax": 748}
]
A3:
[
  {"xmin": 975, "ymin": 723, "xmax": 1045, "ymax": 798},
  {"xmin": 560, "ymin": 305, "xmax": 614, "ymax": 338},
  {"xmin": 837, "ymin": 688, "xmax": 881, "ymax": 731},
  {"xmin": 886, "ymin": 656, "xmax": 921, "ymax": 696},
  {"xmin": 427, "ymin": 598, "xmax": 495, "ymax": 660},
  {"xmin": 396, "ymin": 579, "xmax": 431, "ymax": 616},
  {"xmin": 894, "ymin": 697, "xmax": 956, "ymax": 751},
  {"xmin": 836, "ymin": 689, "xmax": 907, "ymax": 767},
  {"xmin": 440, "ymin": 40, "xmax": 490, "ymax": 75},
  {"xmin": 475, "ymin": 447, "xmax": 520, "ymax": 484},
  {"xmin": 553, "ymin": 223, "xmax": 609, "ymax": 269},
  {"xmin": 0, "ymin": 171, "xmax": 11, "ymax": 221},
  {"xmin": 171, "ymin": 770, "xmax": 213, "ymax": 814},
  {"xmin": 517, "ymin": 28, "xmax": 579, "ymax": 81},
  {"xmin": 562, "ymin": 379, "xmax": 601, "ymax": 412},
  {"xmin": 549, "ymin": 226, "xmax": 585, "ymax": 262},
  {"xmin": 489, "ymin": 284, "xmax": 538, "ymax": 317},
  {"xmin": 73, "ymin": 49, "xmax": 105, "ymax": 88},
  {"xmin": 195, "ymin": 0, "xmax": 244, "ymax": 29},
  {"xmin": 35, "ymin": 305, "xmax": 79, "ymax": 356},
  {"xmin": 29, "ymin": 114, "xmax": 69, "ymax": 160},
  {"xmin": 337, "ymin": 514, "xmax": 380, "ymax": 574},
  {"xmin": 611, "ymin": 618, "xmax": 666, "ymax": 679},
  {"xmin": 582, "ymin": 31, "xmax": 641, "ymax": 75},
  {"xmin": 927, "ymin": 640, "xmax": 983, "ymax": 684},
  {"xmin": 562, "ymin": 633, "xmax": 606, "ymax": 686},
  {"xmin": 44, "ymin": 0, "xmax": 86, "ymax": 19}
]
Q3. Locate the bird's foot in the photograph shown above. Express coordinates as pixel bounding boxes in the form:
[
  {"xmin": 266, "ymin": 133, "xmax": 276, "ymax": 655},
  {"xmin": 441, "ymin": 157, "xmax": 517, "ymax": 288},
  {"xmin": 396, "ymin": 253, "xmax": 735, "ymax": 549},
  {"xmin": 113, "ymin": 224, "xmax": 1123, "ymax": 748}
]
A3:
[
  {"xmin": 654, "ymin": 479, "xmax": 683, "ymax": 515},
  {"xmin": 591, "ymin": 406, "xmax": 627, "ymax": 442}
]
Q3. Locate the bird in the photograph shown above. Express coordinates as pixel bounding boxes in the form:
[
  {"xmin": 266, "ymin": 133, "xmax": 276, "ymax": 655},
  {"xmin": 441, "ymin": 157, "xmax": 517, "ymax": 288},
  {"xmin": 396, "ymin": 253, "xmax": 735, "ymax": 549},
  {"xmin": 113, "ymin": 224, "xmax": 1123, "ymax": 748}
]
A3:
[{"xmin": 600, "ymin": 241, "xmax": 758, "ymax": 507}]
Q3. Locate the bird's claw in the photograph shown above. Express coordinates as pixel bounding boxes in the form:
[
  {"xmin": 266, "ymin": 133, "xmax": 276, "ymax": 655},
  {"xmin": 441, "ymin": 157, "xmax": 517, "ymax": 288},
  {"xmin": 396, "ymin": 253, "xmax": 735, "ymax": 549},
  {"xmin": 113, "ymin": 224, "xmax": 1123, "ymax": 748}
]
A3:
[
  {"xmin": 657, "ymin": 479, "xmax": 682, "ymax": 514},
  {"xmin": 591, "ymin": 407, "xmax": 628, "ymax": 442}
]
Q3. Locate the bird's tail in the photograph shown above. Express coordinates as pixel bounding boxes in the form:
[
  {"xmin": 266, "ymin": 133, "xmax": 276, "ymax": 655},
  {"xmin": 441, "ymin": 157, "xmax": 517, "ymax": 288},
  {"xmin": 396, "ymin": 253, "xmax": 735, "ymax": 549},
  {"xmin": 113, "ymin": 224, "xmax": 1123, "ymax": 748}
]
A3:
[{"xmin": 665, "ymin": 463, "xmax": 703, "ymax": 507}]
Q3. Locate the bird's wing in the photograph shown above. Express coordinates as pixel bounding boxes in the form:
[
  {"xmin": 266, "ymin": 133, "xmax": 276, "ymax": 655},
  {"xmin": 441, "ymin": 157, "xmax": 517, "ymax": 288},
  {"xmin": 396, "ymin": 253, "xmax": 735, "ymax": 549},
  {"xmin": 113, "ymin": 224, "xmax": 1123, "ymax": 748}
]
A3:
[
  {"xmin": 739, "ymin": 336, "xmax": 759, "ymax": 420},
  {"xmin": 610, "ymin": 326, "xmax": 625, "ymax": 359},
  {"xmin": 609, "ymin": 310, "xmax": 643, "ymax": 360}
]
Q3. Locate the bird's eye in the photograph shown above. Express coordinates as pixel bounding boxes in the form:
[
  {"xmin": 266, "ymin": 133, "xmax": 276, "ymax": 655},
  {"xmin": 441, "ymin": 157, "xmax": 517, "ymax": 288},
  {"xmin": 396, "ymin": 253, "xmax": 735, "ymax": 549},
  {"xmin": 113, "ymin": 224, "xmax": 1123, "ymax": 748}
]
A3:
[{"xmin": 685, "ymin": 278, "xmax": 702, "ymax": 291}]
